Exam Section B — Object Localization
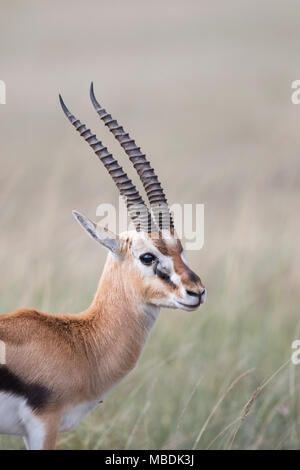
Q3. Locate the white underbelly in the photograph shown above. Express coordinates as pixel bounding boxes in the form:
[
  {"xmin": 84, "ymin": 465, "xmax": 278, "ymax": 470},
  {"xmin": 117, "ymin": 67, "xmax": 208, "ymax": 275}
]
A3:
[
  {"xmin": 0, "ymin": 392, "xmax": 26, "ymax": 435},
  {"xmin": 0, "ymin": 392, "xmax": 103, "ymax": 436},
  {"xmin": 60, "ymin": 398, "xmax": 102, "ymax": 432}
]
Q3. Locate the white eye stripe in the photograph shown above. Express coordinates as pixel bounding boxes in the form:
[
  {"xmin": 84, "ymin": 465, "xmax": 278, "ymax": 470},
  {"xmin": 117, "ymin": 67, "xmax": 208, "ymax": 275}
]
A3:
[{"xmin": 181, "ymin": 250, "xmax": 189, "ymax": 266}]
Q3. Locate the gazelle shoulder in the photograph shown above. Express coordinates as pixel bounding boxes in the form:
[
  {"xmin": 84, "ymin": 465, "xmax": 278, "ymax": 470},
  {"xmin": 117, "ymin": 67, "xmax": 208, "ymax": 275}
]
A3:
[{"xmin": 0, "ymin": 309, "xmax": 78, "ymax": 345}]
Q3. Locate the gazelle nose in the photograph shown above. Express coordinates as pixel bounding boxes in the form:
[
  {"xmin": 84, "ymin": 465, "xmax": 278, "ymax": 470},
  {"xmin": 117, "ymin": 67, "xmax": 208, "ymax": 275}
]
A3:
[
  {"xmin": 186, "ymin": 288, "xmax": 206, "ymax": 303},
  {"xmin": 186, "ymin": 289, "xmax": 199, "ymax": 297}
]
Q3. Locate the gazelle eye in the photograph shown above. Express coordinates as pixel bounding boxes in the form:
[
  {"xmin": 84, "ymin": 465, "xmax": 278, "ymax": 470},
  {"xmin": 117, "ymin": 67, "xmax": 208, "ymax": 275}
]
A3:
[{"xmin": 140, "ymin": 253, "xmax": 156, "ymax": 266}]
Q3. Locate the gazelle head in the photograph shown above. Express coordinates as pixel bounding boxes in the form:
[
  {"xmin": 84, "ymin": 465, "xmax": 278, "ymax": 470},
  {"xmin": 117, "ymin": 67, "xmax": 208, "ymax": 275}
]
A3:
[{"xmin": 60, "ymin": 84, "xmax": 206, "ymax": 311}]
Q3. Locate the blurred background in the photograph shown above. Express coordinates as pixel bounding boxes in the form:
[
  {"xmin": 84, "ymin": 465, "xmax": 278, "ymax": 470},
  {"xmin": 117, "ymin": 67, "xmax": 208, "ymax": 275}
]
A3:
[{"xmin": 0, "ymin": 0, "xmax": 300, "ymax": 449}]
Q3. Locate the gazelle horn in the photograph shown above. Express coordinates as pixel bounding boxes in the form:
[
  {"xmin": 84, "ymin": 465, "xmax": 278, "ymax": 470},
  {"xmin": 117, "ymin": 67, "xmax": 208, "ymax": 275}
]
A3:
[
  {"xmin": 59, "ymin": 95, "xmax": 156, "ymax": 233},
  {"xmin": 90, "ymin": 82, "xmax": 174, "ymax": 231}
]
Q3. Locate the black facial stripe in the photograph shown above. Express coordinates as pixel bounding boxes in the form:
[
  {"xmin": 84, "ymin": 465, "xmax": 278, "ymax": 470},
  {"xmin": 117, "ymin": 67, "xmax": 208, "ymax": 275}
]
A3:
[
  {"xmin": 155, "ymin": 266, "xmax": 176, "ymax": 289},
  {"xmin": 0, "ymin": 366, "xmax": 51, "ymax": 410}
]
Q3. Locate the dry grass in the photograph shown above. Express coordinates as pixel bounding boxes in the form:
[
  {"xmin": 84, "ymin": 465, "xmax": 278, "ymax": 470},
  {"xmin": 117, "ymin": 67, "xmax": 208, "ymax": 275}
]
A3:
[{"xmin": 0, "ymin": 0, "xmax": 300, "ymax": 449}]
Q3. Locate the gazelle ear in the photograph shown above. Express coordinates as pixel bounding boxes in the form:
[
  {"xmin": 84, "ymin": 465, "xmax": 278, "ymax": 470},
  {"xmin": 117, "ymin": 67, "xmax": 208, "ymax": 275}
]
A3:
[{"xmin": 72, "ymin": 210, "xmax": 120, "ymax": 255}]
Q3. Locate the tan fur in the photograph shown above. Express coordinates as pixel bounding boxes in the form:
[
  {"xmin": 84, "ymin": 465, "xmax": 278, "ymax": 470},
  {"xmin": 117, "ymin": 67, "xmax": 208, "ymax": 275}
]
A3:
[
  {"xmin": 0, "ymin": 230, "xmax": 205, "ymax": 449},
  {"xmin": 38, "ymin": 410, "xmax": 62, "ymax": 450}
]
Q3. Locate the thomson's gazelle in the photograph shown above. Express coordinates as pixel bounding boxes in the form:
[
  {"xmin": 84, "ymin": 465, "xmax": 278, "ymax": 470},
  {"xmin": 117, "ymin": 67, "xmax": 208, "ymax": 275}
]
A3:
[{"xmin": 0, "ymin": 84, "xmax": 206, "ymax": 449}]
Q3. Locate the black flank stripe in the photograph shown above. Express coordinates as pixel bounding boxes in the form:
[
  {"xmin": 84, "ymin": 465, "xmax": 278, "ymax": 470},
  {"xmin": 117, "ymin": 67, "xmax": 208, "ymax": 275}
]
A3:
[{"xmin": 0, "ymin": 366, "xmax": 51, "ymax": 410}]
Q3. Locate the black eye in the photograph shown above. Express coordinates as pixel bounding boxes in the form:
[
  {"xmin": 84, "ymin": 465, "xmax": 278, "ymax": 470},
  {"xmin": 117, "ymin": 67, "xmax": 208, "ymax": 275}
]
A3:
[{"xmin": 139, "ymin": 253, "xmax": 156, "ymax": 266}]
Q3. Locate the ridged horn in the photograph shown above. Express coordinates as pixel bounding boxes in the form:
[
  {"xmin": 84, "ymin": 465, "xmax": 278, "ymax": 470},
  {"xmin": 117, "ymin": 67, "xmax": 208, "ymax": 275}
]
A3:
[
  {"xmin": 59, "ymin": 95, "xmax": 156, "ymax": 233},
  {"xmin": 90, "ymin": 82, "xmax": 174, "ymax": 231}
]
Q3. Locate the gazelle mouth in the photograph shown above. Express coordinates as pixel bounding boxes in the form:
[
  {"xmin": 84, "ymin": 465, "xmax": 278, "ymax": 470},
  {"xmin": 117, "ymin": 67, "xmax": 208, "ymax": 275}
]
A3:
[{"xmin": 177, "ymin": 300, "xmax": 201, "ymax": 310}]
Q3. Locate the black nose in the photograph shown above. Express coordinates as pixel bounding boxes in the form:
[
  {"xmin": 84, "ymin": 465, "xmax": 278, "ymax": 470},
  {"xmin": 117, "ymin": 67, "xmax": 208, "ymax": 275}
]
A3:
[
  {"xmin": 186, "ymin": 289, "xmax": 206, "ymax": 300},
  {"xmin": 186, "ymin": 289, "xmax": 200, "ymax": 298}
]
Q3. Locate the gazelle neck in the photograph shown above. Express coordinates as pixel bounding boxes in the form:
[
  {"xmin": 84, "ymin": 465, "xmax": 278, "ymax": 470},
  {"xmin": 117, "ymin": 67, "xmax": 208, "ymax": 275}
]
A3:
[
  {"xmin": 82, "ymin": 254, "xmax": 160, "ymax": 397},
  {"xmin": 90, "ymin": 253, "xmax": 160, "ymax": 328}
]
